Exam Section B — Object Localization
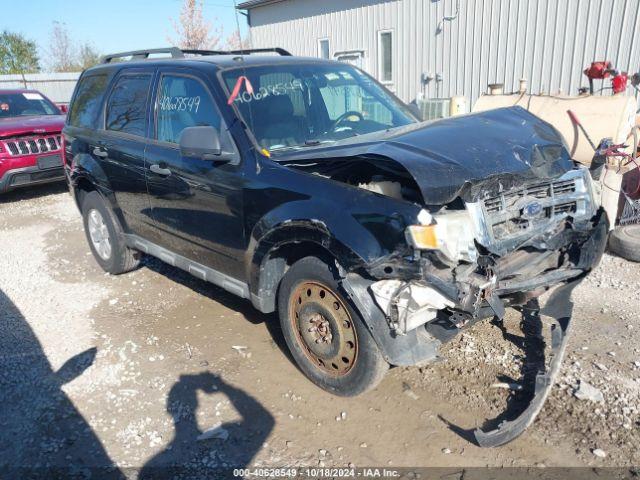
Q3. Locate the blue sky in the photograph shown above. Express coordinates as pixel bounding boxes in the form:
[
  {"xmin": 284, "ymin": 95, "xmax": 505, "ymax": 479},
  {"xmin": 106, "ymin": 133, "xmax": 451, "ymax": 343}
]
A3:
[{"xmin": 2, "ymin": 0, "xmax": 248, "ymax": 66}]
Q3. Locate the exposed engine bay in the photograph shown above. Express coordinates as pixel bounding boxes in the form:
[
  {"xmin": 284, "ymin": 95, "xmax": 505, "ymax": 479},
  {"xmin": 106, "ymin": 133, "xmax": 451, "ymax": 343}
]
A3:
[{"xmin": 280, "ymin": 156, "xmax": 603, "ymax": 338}]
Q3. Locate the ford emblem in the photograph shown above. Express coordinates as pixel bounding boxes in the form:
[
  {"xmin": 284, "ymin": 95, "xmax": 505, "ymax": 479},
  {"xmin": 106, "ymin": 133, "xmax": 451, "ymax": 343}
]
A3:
[{"xmin": 522, "ymin": 201, "xmax": 543, "ymax": 219}]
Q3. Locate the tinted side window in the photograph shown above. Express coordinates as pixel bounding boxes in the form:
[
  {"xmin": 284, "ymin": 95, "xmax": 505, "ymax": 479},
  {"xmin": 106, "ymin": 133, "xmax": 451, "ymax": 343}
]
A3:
[
  {"xmin": 156, "ymin": 75, "xmax": 222, "ymax": 144},
  {"xmin": 106, "ymin": 75, "xmax": 151, "ymax": 137},
  {"xmin": 68, "ymin": 74, "xmax": 108, "ymax": 128}
]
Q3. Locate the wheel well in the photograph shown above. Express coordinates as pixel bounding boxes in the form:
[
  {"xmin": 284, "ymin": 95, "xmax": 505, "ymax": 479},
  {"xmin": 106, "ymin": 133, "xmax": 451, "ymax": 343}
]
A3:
[
  {"xmin": 256, "ymin": 241, "xmax": 338, "ymax": 314},
  {"xmin": 74, "ymin": 177, "xmax": 96, "ymax": 210}
]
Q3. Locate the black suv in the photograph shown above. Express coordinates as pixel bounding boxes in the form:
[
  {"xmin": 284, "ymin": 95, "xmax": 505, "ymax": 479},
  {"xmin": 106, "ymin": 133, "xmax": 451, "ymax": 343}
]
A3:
[{"xmin": 64, "ymin": 47, "xmax": 608, "ymax": 447}]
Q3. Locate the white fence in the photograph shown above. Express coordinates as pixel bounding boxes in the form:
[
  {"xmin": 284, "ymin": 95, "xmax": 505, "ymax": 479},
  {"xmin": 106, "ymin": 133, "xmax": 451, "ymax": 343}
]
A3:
[{"xmin": 0, "ymin": 72, "xmax": 81, "ymax": 104}]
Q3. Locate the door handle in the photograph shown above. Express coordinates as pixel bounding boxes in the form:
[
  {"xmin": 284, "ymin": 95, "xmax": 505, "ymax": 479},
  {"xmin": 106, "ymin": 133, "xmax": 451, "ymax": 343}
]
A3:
[
  {"xmin": 150, "ymin": 163, "xmax": 172, "ymax": 176},
  {"xmin": 92, "ymin": 146, "xmax": 108, "ymax": 158}
]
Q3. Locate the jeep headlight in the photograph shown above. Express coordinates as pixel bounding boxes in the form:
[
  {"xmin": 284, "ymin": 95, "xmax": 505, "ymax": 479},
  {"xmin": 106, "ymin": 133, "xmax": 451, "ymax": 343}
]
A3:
[{"xmin": 406, "ymin": 209, "xmax": 477, "ymax": 262}]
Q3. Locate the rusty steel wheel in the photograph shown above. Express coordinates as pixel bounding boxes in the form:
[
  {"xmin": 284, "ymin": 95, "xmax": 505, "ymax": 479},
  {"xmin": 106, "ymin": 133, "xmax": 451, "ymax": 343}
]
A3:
[
  {"xmin": 278, "ymin": 256, "xmax": 389, "ymax": 396},
  {"xmin": 289, "ymin": 281, "xmax": 358, "ymax": 376}
]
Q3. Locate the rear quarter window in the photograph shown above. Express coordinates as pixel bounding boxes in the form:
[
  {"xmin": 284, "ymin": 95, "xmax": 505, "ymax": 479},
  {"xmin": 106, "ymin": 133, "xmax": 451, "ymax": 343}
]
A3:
[{"xmin": 68, "ymin": 74, "xmax": 108, "ymax": 129}]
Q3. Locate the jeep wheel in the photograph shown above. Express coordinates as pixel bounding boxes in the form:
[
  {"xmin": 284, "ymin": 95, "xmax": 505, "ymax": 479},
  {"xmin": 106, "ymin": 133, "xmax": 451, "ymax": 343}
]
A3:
[
  {"xmin": 277, "ymin": 256, "xmax": 388, "ymax": 396},
  {"xmin": 82, "ymin": 191, "xmax": 140, "ymax": 274}
]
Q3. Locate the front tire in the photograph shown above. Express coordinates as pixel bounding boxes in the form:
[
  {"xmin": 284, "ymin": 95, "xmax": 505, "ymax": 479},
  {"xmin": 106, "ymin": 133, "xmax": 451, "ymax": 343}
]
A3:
[
  {"xmin": 82, "ymin": 191, "xmax": 140, "ymax": 274},
  {"xmin": 277, "ymin": 256, "xmax": 388, "ymax": 396}
]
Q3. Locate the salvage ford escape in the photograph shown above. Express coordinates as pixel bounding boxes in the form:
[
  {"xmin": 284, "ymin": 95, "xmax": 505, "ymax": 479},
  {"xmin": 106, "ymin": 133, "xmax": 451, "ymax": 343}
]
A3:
[{"xmin": 63, "ymin": 48, "xmax": 608, "ymax": 447}]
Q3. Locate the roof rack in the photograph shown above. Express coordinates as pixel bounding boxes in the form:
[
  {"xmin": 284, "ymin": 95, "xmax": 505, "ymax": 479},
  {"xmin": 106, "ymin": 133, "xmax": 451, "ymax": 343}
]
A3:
[
  {"xmin": 99, "ymin": 47, "xmax": 292, "ymax": 64},
  {"xmin": 181, "ymin": 49, "xmax": 230, "ymax": 56},
  {"xmin": 227, "ymin": 48, "xmax": 292, "ymax": 56},
  {"xmin": 100, "ymin": 48, "xmax": 184, "ymax": 64}
]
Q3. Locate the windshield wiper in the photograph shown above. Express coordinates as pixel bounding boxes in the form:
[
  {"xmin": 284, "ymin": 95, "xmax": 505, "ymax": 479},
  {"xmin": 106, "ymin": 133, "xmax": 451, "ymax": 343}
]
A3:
[
  {"xmin": 303, "ymin": 139, "xmax": 337, "ymax": 147},
  {"xmin": 269, "ymin": 139, "xmax": 336, "ymax": 153}
]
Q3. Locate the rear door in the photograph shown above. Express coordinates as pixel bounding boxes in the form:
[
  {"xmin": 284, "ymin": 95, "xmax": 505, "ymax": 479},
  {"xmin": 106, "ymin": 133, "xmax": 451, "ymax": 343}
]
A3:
[
  {"xmin": 144, "ymin": 69, "xmax": 245, "ymax": 279},
  {"xmin": 98, "ymin": 69, "xmax": 159, "ymax": 240}
]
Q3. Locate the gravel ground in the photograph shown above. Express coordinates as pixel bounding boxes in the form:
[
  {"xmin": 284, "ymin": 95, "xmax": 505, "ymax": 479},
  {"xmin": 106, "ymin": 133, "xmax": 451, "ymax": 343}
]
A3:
[{"xmin": 0, "ymin": 184, "xmax": 638, "ymax": 474}]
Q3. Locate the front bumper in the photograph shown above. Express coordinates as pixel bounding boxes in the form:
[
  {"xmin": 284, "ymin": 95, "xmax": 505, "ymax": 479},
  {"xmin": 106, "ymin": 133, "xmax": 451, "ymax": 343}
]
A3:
[
  {"xmin": 0, "ymin": 163, "xmax": 65, "ymax": 193},
  {"xmin": 346, "ymin": 208, "xmax": 608, "ymax": 447},
  {"xmin": 473, "ymin": 280, "xmax": 579, "ymax": 447}
]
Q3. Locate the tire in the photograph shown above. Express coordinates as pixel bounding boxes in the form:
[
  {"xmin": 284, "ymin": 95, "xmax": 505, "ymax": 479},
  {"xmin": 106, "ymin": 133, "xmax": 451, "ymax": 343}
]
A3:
[
  {"xmin": 81, "ymin": 191, "xmax": 140, "ymax": 274},
  {"xmin": 608, "ymin": 225, "xmax": 640, "ymax": 262},
  {"xmin": 277, "ymin": 256, "xmax": 389, "ymax": 396}
]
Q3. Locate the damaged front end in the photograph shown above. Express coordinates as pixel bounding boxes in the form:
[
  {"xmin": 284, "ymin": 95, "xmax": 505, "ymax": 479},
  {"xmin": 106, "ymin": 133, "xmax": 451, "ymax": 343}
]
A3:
[
  {"xmin": 272, "ymin": 106, "xmax": 608, "ymax": 446},
  {"xmin": 370, "ymin": 167, "xmax": 604, "ymax": 336},
  {"xmin": 363, "ymin": 167, "xmax": 608, "ymax": 447}
]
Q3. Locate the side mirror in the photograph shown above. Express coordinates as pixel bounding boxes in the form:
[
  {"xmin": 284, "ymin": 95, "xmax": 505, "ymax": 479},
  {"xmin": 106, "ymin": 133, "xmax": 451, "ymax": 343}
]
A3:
[
  {"xmin": 179, "ymin": 126, "xmax": 228, "ymax": 161},
  {"xmin": 58, "ymin": 103, "xmax": 69, "ymax": 114}
]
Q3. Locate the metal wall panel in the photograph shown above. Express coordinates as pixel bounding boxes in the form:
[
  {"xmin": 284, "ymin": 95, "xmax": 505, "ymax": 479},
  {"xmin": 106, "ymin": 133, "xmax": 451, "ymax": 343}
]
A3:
[
  {"xmin": 246, "ymin": 0, "xmax": 640, "ymax": 110},
  {"xmin": 0, "ymin": 72, "xmax": 81, "ymax": 103}
]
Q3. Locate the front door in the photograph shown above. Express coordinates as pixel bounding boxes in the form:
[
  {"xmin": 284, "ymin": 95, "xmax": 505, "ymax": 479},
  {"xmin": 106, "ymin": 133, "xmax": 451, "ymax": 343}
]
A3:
[{"xmin": 145, "ymin": 71, "xmax": 245, "ymax": 279}]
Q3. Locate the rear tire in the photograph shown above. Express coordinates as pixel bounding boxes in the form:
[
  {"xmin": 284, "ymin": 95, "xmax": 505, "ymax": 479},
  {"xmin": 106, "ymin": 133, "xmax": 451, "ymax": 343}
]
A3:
[
  {"xmin": 277, "ymin": 256, "xmax": 388, "ymax": 396},
  {"xmin": 608, "ymin": 225, "xmax": 640, "ymax": 262},
  {"xmin": 81, "ymin": 191, "xmax": 140, "ymax": 274}
]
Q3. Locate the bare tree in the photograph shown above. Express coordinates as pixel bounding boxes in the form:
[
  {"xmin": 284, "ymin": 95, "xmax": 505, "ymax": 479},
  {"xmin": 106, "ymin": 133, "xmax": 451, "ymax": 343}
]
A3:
[
  {"xmin": 48, "ymin": 22, "xmax": 76, "ymax": 72},
  {"xmin": 77, "ymin": 43, "xmax": 101, "ymax": 70},
  {"xmin": 224, "ymin": 31, "xmax": 246, "ymax": 50},
  {"xmin": 168, "ymin": 0, "xmax": 223, "ymax": 50},
  {"xmin": 45, "ymin": 22, "xmax": 101, "ymax": 72}
]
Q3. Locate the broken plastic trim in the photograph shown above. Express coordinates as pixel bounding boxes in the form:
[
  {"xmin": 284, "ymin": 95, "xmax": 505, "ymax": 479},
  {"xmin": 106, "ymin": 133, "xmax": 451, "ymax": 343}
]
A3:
[
  {"xmin": 370, "ymin": 279, "xmax": 455, "ymax": 334},
  {"xmin": 473, "ymin": 279, "xmax": 580, "ymax": 447}
]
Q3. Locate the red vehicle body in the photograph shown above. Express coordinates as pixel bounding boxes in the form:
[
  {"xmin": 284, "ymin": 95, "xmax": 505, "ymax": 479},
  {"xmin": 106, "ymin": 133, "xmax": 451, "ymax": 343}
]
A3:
[{"xmin": 0, "ymin": 89, "xmax": 66, "ymax": 193}]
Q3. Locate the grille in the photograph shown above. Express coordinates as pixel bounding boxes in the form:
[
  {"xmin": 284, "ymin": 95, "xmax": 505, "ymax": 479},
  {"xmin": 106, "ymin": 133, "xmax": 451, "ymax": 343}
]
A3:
[
  {"xmin": 483, "ymin": 178, "xmax": 577, "ymax": 213},
  {"xmin": 2, "ymin": 135, "xmax": 61, "ymax": 156},
  {"xmin": 476, "ymin": 171, "xmax": 592, "ymax": 244}
]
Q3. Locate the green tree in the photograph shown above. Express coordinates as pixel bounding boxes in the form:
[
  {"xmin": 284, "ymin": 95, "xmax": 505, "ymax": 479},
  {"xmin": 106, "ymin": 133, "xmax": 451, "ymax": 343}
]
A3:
[{"xmin": 0, "ymin": 30, "xmax": 40, "ymax": 74}]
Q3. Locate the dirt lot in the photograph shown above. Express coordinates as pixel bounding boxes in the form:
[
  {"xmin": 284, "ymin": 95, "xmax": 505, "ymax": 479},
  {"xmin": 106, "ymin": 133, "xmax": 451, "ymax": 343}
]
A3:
[{"xmin": 1, "ymin": 184, "xmax": 639, "ymax": 473}]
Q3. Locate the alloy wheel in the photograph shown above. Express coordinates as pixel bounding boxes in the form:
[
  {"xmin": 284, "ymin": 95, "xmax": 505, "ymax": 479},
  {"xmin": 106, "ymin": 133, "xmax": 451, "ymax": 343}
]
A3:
[{"xmin": 87, "ymin": 209, "xmax": 112, "ymax": 260}]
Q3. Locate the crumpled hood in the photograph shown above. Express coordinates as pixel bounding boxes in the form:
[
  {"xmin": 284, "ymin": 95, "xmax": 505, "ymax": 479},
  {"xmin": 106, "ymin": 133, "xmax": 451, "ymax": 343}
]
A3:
[
  {"xmin": 0, "ymin": 115, "xmax": 65, "ymax": 139},
  {"xmin": 279, "ymin": 106, "xmax": 574, "ymax": 205}
]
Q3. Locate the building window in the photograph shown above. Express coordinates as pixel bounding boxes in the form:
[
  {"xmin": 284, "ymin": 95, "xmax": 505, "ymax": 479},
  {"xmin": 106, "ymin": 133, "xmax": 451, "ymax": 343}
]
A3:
[
  {"xmin": 318, "ymin": 39, "xmax": 330, "ymax": 59},
  {"xmin": 378, "ymin": 30, "xmax": 393, "ymax": 83}
]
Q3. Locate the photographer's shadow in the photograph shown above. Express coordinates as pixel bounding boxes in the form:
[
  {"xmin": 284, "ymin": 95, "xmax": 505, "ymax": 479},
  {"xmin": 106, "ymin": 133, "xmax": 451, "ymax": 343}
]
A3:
[
  {"xmin": 0, "ymin": 288, "xmax": 122, "ymax": 477},
  {"xmin": 139, "ymin": 372, "xmax": 274, "ymax": 478}
]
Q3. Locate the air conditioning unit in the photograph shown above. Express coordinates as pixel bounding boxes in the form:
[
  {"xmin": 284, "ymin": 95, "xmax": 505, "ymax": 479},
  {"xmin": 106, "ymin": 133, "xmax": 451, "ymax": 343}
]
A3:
[
  {"xmin": 416, "ymin": 96, "xmax": 467, "ymax": 121},
  {"xmin": 420, "ymin": 98, "xmax": 450, "ymax": 120}
]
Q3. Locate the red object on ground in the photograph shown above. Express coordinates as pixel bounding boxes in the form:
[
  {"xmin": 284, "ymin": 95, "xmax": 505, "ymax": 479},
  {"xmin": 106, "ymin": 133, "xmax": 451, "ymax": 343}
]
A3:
[
  {"xmin": 612, "ymin": 72, "xmax": 629, "ymax": 94},
  {"xmin": 0, "ymin": 89, "xmax": 66, "ymax": 193}
]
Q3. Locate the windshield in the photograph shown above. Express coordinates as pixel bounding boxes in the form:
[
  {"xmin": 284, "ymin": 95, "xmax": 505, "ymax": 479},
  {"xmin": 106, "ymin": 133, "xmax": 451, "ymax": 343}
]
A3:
[
  {"xmin": 0, "ymin": 92, "xmax": 60, "ymax": 118},
  {"xmin": 222, "ymin": 63, "xmax": 416, "ymax": 152}
]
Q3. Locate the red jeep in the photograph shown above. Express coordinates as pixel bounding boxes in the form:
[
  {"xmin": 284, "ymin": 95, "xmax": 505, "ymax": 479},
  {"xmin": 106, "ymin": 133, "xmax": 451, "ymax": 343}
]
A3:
[{"xmin": 0, "ymin": 89, "xmax": 66, "ymax": 194}]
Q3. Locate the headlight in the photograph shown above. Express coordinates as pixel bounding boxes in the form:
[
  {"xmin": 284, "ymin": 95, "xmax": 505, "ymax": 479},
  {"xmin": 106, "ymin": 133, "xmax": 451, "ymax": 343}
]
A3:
[{"xmin": 406, "ymin": 209, "xmax": 477, "ymax": 262}]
